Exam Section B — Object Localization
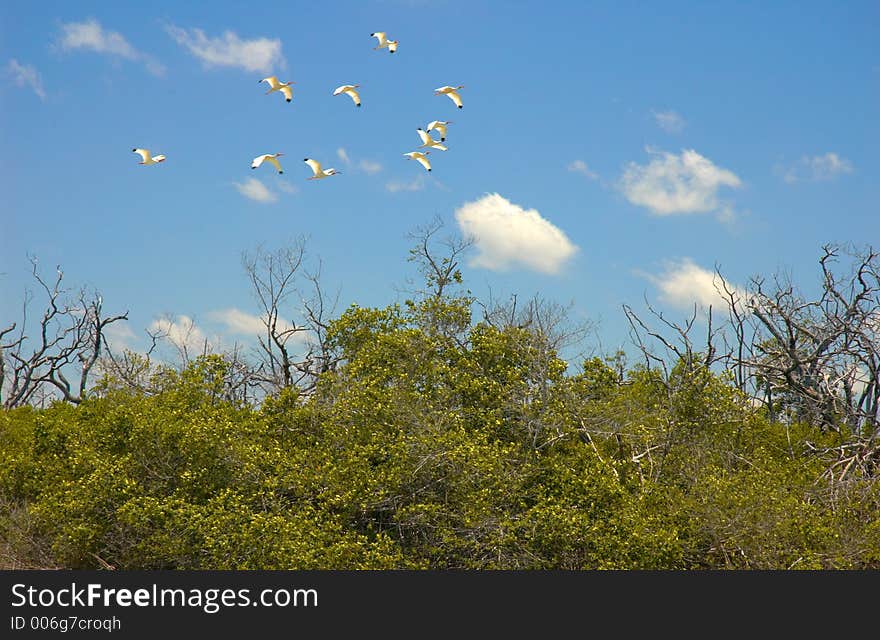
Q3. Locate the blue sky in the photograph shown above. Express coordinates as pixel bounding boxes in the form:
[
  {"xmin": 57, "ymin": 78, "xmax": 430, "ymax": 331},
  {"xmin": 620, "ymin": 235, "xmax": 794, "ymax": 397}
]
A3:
[{"xmin": 2, "ymin": 0, "xmax": 878, "ymax": 364}]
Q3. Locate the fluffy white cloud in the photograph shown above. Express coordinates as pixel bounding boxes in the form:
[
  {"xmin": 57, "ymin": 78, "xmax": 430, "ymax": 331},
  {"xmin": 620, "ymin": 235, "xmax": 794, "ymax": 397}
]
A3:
[
  {"xmin": 620, "ymin": 148, "xmax": 742, "ymax": 216},
  {"xmin": 652, "ymin": 109, "xmax": 686, "ymax": 134},
  {"xmin": 59, "ymin": 19, "xmax": 165, "ymax": 76},
  {"xmin": 359, "ymin": 159, "xmax": 383, "ymax": 175},
  {"xmin": 276, "ymin": 179, "xmax": 298, "ymax": 194},
  {"xmin": 207, "ymin": 308, "xmax": 299, "ymax": 339},
  {"xmin": 166, "ymin": 26, "xmax": 284, "ymax": 73},
  {"xmin": 7, "ymin": 59, "xmax": 46, "ymax": 100},
  {"xmin": 454, "ymin": 193, "xmax": 578, "ymax": 275},
  {"xmin": 207, "ymin": 308, "xmax": 265, "ymax": 335},
  {"xmin": 149, "ymin": 315, "xmax": 210, "ymax": 353},
  {"xmin": 809, "ymin": 152, "xmax": 853, "ymax": 179},
  {"xmin": 567, "ymin": 160, "xmax": 598, "ymax": 179},
  {"xmin": 338, "ymin": 147, "xmax": 382, "ymax": 175},
  {"xmin": 778, "ymin": 152, "xmax": 854, "ymax": 183},
  {"xmin": 234, "ymin": 177, "xmax": 277, "ymax": 203},
  {"xmin": 645, "ymin": 258, "xmax": 743, "ymax": 310},
  {"xmin": 386, "ymin": 174, "xmax": 426, "ymax": 193},
  {"xmin": 102, "ymin": 322, "xmax": 137, "ymax": 352}
]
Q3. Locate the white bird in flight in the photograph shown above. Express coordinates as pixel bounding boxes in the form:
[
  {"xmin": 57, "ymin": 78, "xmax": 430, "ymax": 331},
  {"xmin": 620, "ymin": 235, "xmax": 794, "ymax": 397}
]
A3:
[
  {"xmin": 434, "ymin": 85, "xmax": 464, "ymax": 109},
  {"xmin": 132, "ymin": 148, "xmax": 166, "ymax": 165},
  {"xmin": 426, "ymin": 120, "xmax": 452, "ymax": 141},
  {"xmin": 259, "ymin": 76, "xmax": 295, "ymax": 102},
  {"xmin": 333, "ymin": 84, "xmax": 362, "ymax": 107},
  {"xmin": 371, "ymin": 32, "xmax": 398, "ymax": 53},
  {"xmin": 404, "ymin": 151, "xmax": 431, "ymax": 173},
  {"xmin": 304, "ymin": 158, "xmax": 342, "ymax": 180},
  {"xmin": 416, "ymin": 128, "xmax": 448, "ymax": 151},
  {"xmin": 252, "ymin": 153, "xmax": 285, "ymax": 174}
]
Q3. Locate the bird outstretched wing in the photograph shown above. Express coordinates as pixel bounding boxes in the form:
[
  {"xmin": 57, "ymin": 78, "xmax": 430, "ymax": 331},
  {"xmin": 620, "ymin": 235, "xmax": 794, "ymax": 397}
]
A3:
[
  {"xmin": 305, "ymin": 158, "xmax": 323, "ymax": 176},
  {"xmin": 344, "ymin": 88, "xmax": 361, "ymax": 106},
  {"xmin": 266, "ymin": 156, "xmax": 283, "ymax": 174}
]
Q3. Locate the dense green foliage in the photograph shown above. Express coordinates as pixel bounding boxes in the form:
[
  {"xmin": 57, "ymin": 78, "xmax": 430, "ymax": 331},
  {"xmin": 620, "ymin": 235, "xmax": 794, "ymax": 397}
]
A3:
[{"xmin": 2, "ymin": 281, "xmax": 879, "ymax": 570}]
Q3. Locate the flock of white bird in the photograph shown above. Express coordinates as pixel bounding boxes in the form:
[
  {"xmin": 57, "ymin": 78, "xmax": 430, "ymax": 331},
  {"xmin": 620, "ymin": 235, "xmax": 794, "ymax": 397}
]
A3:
[{"xmin": 133, "ymin": 32, "xmax": 465, "ymax": 179}]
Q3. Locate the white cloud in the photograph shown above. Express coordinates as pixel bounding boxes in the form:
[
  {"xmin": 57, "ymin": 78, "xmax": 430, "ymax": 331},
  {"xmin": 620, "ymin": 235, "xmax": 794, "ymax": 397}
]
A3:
[
  {"xmin": 149, "ymin": 315, "xmax": 211, "ymax": 353},
  {"xmin": 276, "ymin": 179, "xmax": 298, "ymax": 194},
  {"xmin": 359, "ymin": 159, "xmax": 383, "ymax": 175},
  {"xmin": 652, "ymin": 109, "xmax": 686, "ymax": 134},
  {"xmin": 568, "ymin": 160, "xmax": 598, "ymax": 179},
  {"xmin": 338, "ymin": 147, "xmax": 382, "ymax": 175},
  {"xmin": 207, "ymin": 308, "xmax": 299, "ymax": 340},
  {"xmin": 619, "ymin": 148, "xmax": 742, "ymax": 216},
  {"xmin": 386, "ymin": 174, "xmax": 426, "ymax": 193},
  {"xmin": 234, "ymin": 177, "xmax": 277, "ymax": 203},
  {"xmin": 59, "ymin": 19, "xmax": 165, "ymax": 76},
  {"xmin": 644, "ymin": 258, "xmax": 743, "ymax": 310},
  {"xmin": 166, "ymin": 25, "xmax": 284, "ymax": 73},
  {"xmin": 775, "ymin": 164, "xmax": 800, "ymax": 185},
  {"xmin": 103, "ymin": 322, "xmax": 137, "ymax": 352},
  {"xmin": 778, "ymin": 152, "xmax": 854, "ymax": 183},
  {"xmin": 60, "ymin": 19, "xmax": 137, "ymax": 57},
  {"xmin": 454, "ymin": 193, "xmax": 578, "ymax": 275},
  {"xmin": 7, "ymin": 59, "xmax": 46, "ymax": 100},
  {"xmin": 808, "ymin": 152, "xmax": 853, "ymax": 180},
  {"xmin": 208, "ymin": 308, "xmax": 266, "ymax": 335}
]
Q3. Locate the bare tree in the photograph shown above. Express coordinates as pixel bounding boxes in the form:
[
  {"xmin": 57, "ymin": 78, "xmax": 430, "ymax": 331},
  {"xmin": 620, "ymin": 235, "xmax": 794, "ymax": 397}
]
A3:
[
  {"xmin": 741, "ymin": 245, "xmax": 879, "ymax": 435},
  {"xmin": 405, "ymin": 216, "xmax": 473, "ymax": 300},
  {"xmin": 480, "ymin": 292, "xmax": 593, "ymax": 355},
  {"xmin": 242, "ymin": 239, "xmax": 337, "ymax": 396},
  {"xmin": 622, "ymin": 296, "xmax": 727, "ymax": 380},
  {"xmin": 1, "ymin": 258, "xmax": 127, "ymax": 408},
  {"xmin": 97, "ymin": 331, "xmax": 163, "ymax": 396},
  {"xmin": 622, "ymin": 244, "xmax": 880, "ymax": 480}
]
